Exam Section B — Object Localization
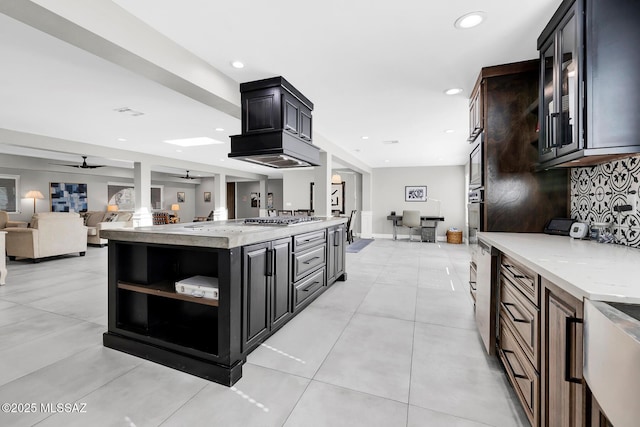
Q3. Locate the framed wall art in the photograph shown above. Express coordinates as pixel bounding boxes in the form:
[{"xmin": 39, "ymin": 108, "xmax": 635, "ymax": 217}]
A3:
[
  {"xmin": 204, "ymin": 192, "xmax": 211, "ymax": 203},
  {"xmin": 177, "ymin": 192, "xmax": 185, "ymax": 203},
  {"xmin": 0, "ymin": 174, "xmax": 20, "ymax": 213},
  {"xmin": 50, "ymin": 182, "xmax": 88, "ymax": 212},
  {"xmin": 250, "ymin": 192, "xmax": 259, "ymax": 208},
  {"xmin": 405, "ymin": 185, "xmax": 427, "ymax": 202},
  {"xmin": 331, "ymin": 182, "xmax": 345, "ymax": 214},
  {"xmin": 107, "ymin": 183, "xmax": 163, "ymax": 210}
]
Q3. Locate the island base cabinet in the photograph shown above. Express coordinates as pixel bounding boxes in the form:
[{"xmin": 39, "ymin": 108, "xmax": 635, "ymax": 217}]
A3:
[
  {"xmin": 242, "ymin": 238, "xmax": 291, "ymax": 353},
  {"xmin": 327, "ymin": 224, "xmax": 346, "ymax": 285},
  {"xmin": 542, "ymin": 277, "xmax": 584, "ymax": 427}
]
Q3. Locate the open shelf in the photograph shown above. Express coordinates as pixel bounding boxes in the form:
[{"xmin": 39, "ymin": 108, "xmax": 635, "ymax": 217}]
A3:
[{"xmin": 117, "ymin": 281, "xmax": 219, "ymax": 307}]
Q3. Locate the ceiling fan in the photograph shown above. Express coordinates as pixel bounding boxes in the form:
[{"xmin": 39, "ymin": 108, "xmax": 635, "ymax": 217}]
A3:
[
  {"xmin": 176, "ymin": 170, "xmax": 196, "ymax": 179},
  {"xmin": 53, "ymin": 155, "xmax": 106, "ymax": 169}
]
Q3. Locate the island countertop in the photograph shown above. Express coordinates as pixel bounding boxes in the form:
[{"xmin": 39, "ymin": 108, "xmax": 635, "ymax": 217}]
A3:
[
  {"xmin": 101, "ymin": 217, "xmax": 348, "ymax": 249},
  {"xmin": 478, "ymin": 232, "xmax": 640, "ymax": 304}
]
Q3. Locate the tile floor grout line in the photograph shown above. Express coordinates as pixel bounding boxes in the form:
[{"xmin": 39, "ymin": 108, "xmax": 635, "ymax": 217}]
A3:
[{"xmin": 157, "ymin": 381, "xmax": 210, "ymax": 426}]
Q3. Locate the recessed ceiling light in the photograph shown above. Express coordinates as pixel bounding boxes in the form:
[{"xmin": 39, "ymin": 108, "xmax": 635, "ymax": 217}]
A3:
[
  {"xmin": 113, "ymin": 106, "xmax": 144, "ymax": 117},
  {"xmin": 117, "ymin": 137, "xmax": 127, "ymax": 142},
  {"xmin": 215, "ymin": 128, "xmax": 225, "ymax": 132},
  {"xmin": 164, "ymin": 137, "xmax": 224, "ymax": 147},
  {"xmin": 445, "ymin": 88, "xmax": 463, "ymax": 95},
  {"xmin": 176, "ymin": 149, "xmax": 183, "ymax": 153},
  {"xmin": 231, "ymin": 60, "xmax": 244, "ymax": 69},
  {"xmin": 384, "ymin": 159, "xmax": 390, "ymax": 163},
  {"xmin": 361, "ymin": 136, "xmax": 369, "ymax": 140},
  {"xmin": 454, "ymin": 11, "xmax": 486, "ymax": 29},
  {"xmin": 445, "ymin": 129, "xmax": 455, "ymax": 133},
  {"xmin": 219, "ymin": 158, "xmax": 225, "ymax": 162}
]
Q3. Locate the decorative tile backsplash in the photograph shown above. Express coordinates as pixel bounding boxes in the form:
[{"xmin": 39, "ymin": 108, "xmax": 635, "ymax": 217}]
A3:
[{"xmin": 571, "ymin": 155, "xmax": 640, "ymax": 248}]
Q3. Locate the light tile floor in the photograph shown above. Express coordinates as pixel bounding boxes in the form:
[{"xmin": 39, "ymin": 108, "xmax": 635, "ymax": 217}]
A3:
[{"xmin": 0, "ymin": 239, "xmax": 528, "ymax": 427}]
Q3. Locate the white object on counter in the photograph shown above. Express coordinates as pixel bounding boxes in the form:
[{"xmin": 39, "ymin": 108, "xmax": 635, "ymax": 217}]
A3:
[{"xmin": 477, "ymin": 232, "xmax": 640, "ymax": 304}]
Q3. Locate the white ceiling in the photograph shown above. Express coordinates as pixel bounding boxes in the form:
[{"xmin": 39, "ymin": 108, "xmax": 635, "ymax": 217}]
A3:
[{"xmin": 0, "ymin": 0, "xmax": 562, "ymax": 178}]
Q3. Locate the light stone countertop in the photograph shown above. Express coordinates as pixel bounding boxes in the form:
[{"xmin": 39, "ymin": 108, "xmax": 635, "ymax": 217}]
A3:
[
  {"xmin": 101, "ymin": 217, "xmax": 348, "ymax": 249},
  {"xmin": 478, "ymin": 232, "xmax": 640, "ymax": 304}
]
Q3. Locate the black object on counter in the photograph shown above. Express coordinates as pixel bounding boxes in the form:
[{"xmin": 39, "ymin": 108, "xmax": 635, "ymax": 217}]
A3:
[{"xmin": 543, "ymin": 218, "xmax": 574, "ymax": 236}]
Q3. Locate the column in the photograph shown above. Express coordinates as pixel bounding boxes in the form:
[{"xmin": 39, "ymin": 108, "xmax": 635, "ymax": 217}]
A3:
[
  {"xmin": 360, "ymin": 172, "xmax": 373, "ymax": 238},
  {"xmin": 213, "ymin": 173, "xmax": 228, "ymax": 221},
  {"xmin": 314, "ymin": 152, "xmax": 331, "ymax": 217},
  {"xmin": 258, "ymin": 179, "xmax": 267, "ymax": 217},
  {"xmin": 132, "ymin": 161, "xmax": 152, "ymax": 226}
]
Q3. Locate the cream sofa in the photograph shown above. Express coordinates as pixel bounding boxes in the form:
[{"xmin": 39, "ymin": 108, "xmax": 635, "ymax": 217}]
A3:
[
  {"xmin": 5, "ymin": 212, "xmax": 87, "ymax": 262},
  {"xmin": 83, "ymin": 211, "xmax": 133, "ymax": 246}
]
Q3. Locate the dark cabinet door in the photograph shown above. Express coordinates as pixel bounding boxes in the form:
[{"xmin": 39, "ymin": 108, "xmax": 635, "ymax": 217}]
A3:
[
  {"xmin": 327, "ymin": 227, "xmax": 336, "ymax": 284},
  {"xmin": 334, "ymin": 225, "xmax": 344, "ymax": 278},
  {"xmin": 242, "ymin": 242, "xmax": 270, "ymax": 350},
  {"xmin": 271, "ymin": 238, "xmax": 291, "ymax": 329},
  {"xmin": 300, "ymin": 110, "xmax": 312, "ymax": 141},
  {"xmin": 327, "ymin": 225, "xmax": 346, "ymax": 285},
  {"xmin": 539, "ymin": 1, "xmax": 583, "ymax": 161},
  {"xmin": 283, "ymin": 96, "xmax": 299, "ymax": 135},
  {"xmin": 543, "ymin": 278, "xmax": 583, "ymax": 427}
]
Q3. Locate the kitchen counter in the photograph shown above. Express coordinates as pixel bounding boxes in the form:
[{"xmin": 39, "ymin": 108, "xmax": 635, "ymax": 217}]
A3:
[
  {"xmin": 101, "ymin": 217, "xmax": 347, "ymax": 249},
  {"xmin": 478, "ymin": 232, "xmax": 640, "ymax": 304}
]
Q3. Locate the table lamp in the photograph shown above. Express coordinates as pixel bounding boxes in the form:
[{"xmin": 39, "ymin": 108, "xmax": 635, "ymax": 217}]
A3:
[
  {"xmin": 171, "ymin": 204, "xmax": 180, "ymax": 213},
  {"xmin": 107, "ymin": 204, "xmax": 119, "ymax": 212},
  {"xmin": 25, "ymin": 190, "xmax": 44, "ymax": 214}
]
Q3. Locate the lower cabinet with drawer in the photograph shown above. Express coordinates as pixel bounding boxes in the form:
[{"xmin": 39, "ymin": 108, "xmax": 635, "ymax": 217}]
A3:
[
  {"xmin": 497, "ymin": 252, "xmax": 540, "ymax": 427},
  {"xmin": 292, "ymin": 229, "xmax": 328, "ymax": 312},
  {"xmin": 494, "ymin": 249, "xmax": 585, "ymax": 427},
  {"xmin": 499, "ymin": 318, "xmax": 539, "ymax": 427}
]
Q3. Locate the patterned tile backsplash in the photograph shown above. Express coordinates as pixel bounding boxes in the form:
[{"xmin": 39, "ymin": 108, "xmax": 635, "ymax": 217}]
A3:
[{"xmin": 571, "ymin": 155, "xmax": 640, "ymax": 248}]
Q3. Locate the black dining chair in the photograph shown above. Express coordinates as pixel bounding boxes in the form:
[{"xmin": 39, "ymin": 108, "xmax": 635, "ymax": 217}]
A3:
[{"xmin": 346, "ymin": 210, "xmax": 357, "ymax": 244}]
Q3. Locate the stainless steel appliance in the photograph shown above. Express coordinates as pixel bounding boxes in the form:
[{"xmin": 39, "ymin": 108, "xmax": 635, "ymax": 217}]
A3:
[
  {"xmin": 469, "ymin": 135, "xmax": 484, "ymax": 189},
  {"xmin": 468, "ymin": 189, "xmax": 484, "ymax": 244},
  {"xmin": 244, "ymin": 216, "xmax": 321, "ymax": 226},
  {"xmin": 476, "ymin": 239, "xmax": 497, "ymax": 355}
]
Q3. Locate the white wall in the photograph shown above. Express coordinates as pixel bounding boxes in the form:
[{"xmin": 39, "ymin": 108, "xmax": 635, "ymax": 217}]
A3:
[
  {"xmin": 372, "ymin": 166, "xmax": 466, "ymax": 239},
  {"xmin": 282, "ymin": 169, "xmax": 315, "ymax": 211},
  {"xmin": 0, "ymin": 155, "xmax": 197, "ymax": 223},
  {"xmin": 236, "ymin": 179, "xmax": 283, "ymax": 219},
  {"xmin": 195, "ymin": 177, "xmax": 216, "ymax": 218}
]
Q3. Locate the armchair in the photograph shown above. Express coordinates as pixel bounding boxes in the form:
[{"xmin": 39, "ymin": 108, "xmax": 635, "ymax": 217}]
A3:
[
  {"xmin": 5, "ymin": 212, "xmax": 87, "ymax": 262},
  {"xmin": 0, "ymin": 211, "xmax": 28, "ymax": 229}
]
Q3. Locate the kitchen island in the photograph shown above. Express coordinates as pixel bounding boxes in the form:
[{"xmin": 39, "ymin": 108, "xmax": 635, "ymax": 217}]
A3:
[
  {"xmin": 101, "ymin": 217, "xmax": 347, "ymax": 386},
  {"xmin": 474, "ymin": 232, "xmax": 640, "ymax": 427}
]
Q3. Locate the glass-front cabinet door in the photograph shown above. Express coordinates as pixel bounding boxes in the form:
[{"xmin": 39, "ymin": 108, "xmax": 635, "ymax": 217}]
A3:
[
  {"xmin": 557, "ymin": 11, "xmax": 581, "ymax": 156},
  {"xmin": 539, "ymin": 1, "xmax": 582, "ymax": 162},
  {"xmin": 539, "ymin": 41, "xmax": 556, "ymax": 162}
]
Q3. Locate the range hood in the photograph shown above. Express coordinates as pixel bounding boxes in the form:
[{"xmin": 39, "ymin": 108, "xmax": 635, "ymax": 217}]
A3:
[{"xmin": 228, "ymin": 77, "xmax": 320, "ymax": 168}]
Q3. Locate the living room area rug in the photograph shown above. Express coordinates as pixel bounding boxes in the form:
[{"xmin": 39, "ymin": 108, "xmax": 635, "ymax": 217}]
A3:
[{"xmin": 346, "ymin": 238, "xmax": 374, "ymax": 253}]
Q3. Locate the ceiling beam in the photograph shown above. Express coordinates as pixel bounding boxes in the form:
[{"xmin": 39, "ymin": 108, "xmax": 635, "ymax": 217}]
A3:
[
  {"xmin": 0, "ymin": 128, "xmax": 268, "ymax": 180},
  {"xmin": 0, "ymin": 0, "xmax": 241, "ymax": 119}
]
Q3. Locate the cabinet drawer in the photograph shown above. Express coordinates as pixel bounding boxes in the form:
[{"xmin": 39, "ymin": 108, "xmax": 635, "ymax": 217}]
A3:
[
  {"xmin": 501, "ymin": 254, "xmax": 538, "ymax": 306},
  {"xmin": 499, "ymin": 319, "xmax": 539, "ymax": 427},
  {"xmin": 469, "ymin": 262, "xmax": 477, "ymax": 304},
  {"xmin": 293, "ymin": 268, "xmax": 325, "ymax": 308},
  {"xmin": 293, "ymin": 230, "xmax": 326, "ymax": 252},
  {"xmin": 500, "ymin": 279, "xmax": 539, "ymax": 369},
  {"xmin": 293, "ymin": 244, "xmax": 326, "ymax": 281}
]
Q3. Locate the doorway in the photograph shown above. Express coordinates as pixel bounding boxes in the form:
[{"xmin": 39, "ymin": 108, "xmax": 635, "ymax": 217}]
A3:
[{"xmin": 226, "ymin": 182, "xmax": 236, "ymax": 219}]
